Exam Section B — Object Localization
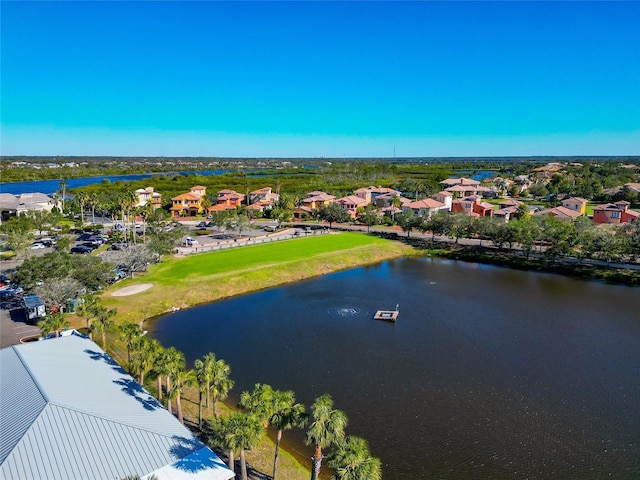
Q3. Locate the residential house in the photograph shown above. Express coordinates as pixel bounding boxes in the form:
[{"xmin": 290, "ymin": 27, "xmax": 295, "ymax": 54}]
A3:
[
  {"xmin": 534, "ymin": 206, "xmax": 584, "ymax": 221},
  {"xmin": 302, "ymin": 191, "xmax": 336, "ymax": 210},
  {"xmin": 170, "ymin": 185, "xmax": 207, "ymax": 218},
  {"xmin": 431, "ymin": 191, "xmax": 453, "ymax": 211},
  {"xmin": 353, "ymin": 186, "xmax": 400, "ymax": 205},
  {"xmin": 451, "ymin": 196, "xmax": 494, "ymax": 217},
  {"xmin": 593, "ymin": 201, "xmax": 640, "ymax": 224},
  {"xmin": 134, "ymin": 186, "xmax": 163, "ymax": 210},
  {"xmin": 0, "ymin": 331, "xmax": 234, "ymax": 480},
  {"xmin": 336, "ymin": 195, "xmax": 368, "ymax": 218},
  {"xmin": 402, "ymin": 198, "xmax": 447, "ymax": 218},
  {"xmin": 216, "ymin": 189, "xmax": 245, "ymax": 207},
  {"xmin": 625, "ymin": 183, "xmax": 640, "ymax": 195},
  {"xmin": 249, "ymin": 187, "xmax": 279, "ymax": 208},
  {"xmin": 561, "ymin": 197, "xmax": 587, "ymax": 215},
  {"xmin": 0, "ymin": 192, "xmax": 55, "ymax": 222}
]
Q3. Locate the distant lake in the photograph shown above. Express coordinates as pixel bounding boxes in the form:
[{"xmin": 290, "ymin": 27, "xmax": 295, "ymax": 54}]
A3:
[
  {"xmin": 0, "ymin": 166, "xmax": 318, "ymax": 196},
  {"xmin": 150, "ymin": 257, "xmax": 640, "ymax": 479}
]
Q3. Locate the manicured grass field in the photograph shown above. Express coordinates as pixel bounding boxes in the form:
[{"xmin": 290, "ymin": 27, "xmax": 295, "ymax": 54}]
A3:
[{"xmin": 100, "ymin": 232, "xmax": 413, "ymax": 324}]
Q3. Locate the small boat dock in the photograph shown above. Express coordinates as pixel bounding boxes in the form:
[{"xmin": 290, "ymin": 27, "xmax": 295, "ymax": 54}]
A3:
[{"xmin": 374, "ymin": 304, "xmax": 399, "ymax": 322}]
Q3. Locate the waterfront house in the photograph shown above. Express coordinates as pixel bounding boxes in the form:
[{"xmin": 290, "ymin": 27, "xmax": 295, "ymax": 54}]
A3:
[
  {"xmin": 0, "ymin": 331, "xmax": 234, "ymax": 480},
  {"xmin": 249, "ymin": 186, "xmax": 279, "ymax": 208},
  {"xmin": 0, "ymin": 192, "xmax": 55, "ymax": 222}
]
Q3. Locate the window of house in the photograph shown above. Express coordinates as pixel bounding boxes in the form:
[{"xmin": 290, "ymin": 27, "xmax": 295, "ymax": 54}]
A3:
[{"xmin": 611, "ymin": 211, "xmax": 621, "ymax": 218}]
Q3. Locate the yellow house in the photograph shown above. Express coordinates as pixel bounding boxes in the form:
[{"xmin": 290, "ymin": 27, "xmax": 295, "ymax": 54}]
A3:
[
  {"xmin": 561, "ymin": 197, "xmax": 587, "ymax": 215},
  {"xmin": 170, "ymin": 186, "xmax": 207, "ymax": 217}
]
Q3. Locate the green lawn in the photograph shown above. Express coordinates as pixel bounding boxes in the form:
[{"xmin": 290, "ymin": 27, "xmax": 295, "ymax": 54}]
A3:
[{"xmin": 101, "ymin": 232, "xmax": 413, "ymax": 323}]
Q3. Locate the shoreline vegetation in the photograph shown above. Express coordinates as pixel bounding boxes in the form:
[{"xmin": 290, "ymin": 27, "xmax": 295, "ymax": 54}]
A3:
[{"xmin": 77, "ymin": 231, "xmax": 639, "ymax": 480}]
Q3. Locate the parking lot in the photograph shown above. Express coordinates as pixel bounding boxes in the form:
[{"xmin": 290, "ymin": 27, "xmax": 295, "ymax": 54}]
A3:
[{"xmin": 0, "ymin": 298, "xmax": 41, "ymax": 348}]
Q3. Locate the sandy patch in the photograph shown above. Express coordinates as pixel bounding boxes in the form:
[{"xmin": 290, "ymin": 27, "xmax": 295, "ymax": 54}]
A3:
[{"xmin": 111, "ymin": 283, "xmax": 153, "ymax": 297}]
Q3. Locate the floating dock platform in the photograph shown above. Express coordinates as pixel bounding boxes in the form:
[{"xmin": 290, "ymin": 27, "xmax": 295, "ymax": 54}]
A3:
[{"xmin": 374, "ymin": 305, "xmax": 399, "ymax": 322}]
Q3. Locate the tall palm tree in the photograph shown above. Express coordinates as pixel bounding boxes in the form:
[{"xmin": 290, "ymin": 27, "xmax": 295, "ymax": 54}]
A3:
[
  {"xmin": 238, "ymin": 383, "xmax": 276, "ymax": 427},
  {"xmin": 88, "ymin": 192, "xmax": 99, "ymax": 224},
  {"xmin": 201, "ymin": 352, "xmax": 216, "ymax": 408},
  {"xmin": 328, "ymin": 436, "xmax": 382, "ymax": 480},
  {"xmin": 270, "ymin": 391, "xmax": 307, "ymax": 480},
  {"xmin": 119, "ymin": 321, "xmax": 144, "ymax": 364},
  {"xmin": 37, "ymin": 312, "xmax": 69, "ymax": 338},
  {"xmin": 75, "ymin": 190, "xmax": 89, "ymax": 228},
  {"xmin": 168, "ymin": 367, "xmax": 195, "ymax": 424},
  {"xmin": 58, "ymin": 179, "xmax": 67, "ymax": 213},
  {"xmin": 194, "ymin": 356, "xmax": 213, "ymax": 427},
  {"xmin": 164, "ymin": 347, "xmax": 185, "ymax": 416},
  {"xmin": 225, "ymin": 412, "xmax": 263, "ymax": 480},
  {"xmin": 152, "ymin": 346, "xmax": 171, "ymax": 403},
  {"xmin": 94, "ymin": 305, "xmax": 117, "ymax": 349},
  {"xmin": 210, "ymin": 358, "xmax": 234, "ymax": 417},
  {"xmin": 306, "ymin": 394, "xmax": 348, "ymax": 480},
  {"xmin": 75, "ymin": 294, "xmax": 98, "ymax": 339},
  {"xmin": 130, "ymin": 337, "xmax": 160, "ymax": 385}
]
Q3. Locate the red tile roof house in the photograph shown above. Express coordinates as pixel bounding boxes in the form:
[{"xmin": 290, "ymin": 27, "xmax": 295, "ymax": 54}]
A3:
[
  {"xmin": 170, "ymin": 186, "xmax": 207, "ymax": 218},
  {"xmin": 625, "ymin": 183, "xmax": 640, "ymax": 195},
  {"xmin": 249, "ymin": 187, "xmax": 280, "ymax": 208},
  {"xmin": 134, "ymin": 186, "xmax": 163, "ymax": 209},
  {"xmin": 451, "ymin": 195, "xmax": 494, "ymax": 217},
  {"xmin": 353, "ymin": 186, "xmax": 401, "ymax": 205},
  {"xmin": 493, "ymin": 206, "xmax": 519, "ymax": 223},
  {"xmin": 336, "ymin": 195, "xmax": 368, "ymax": 218},
  {"xmin": 533, "ymin": 205, "xmax": 584, "ymax": 221},
  {"xmin": 216, "ymin": 189, "xmax": 246, "ymax": 207},
  {"xmin": 593, "ymin": 201, "xmax": 640, "ymax": 224},
  {"xmin": 402, "ymin": 198, "xmax": 448, "ymax": 218},
  {"xmin": 431, "ymin": 191, "xmax": 453, "ymax": 210},
  {"xmin": 302, "ymin": 192, "xmax": 336, "ymax": 210}
]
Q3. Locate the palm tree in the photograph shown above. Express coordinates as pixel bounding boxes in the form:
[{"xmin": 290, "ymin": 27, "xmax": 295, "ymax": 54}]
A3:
[
  {"xmin": 75, "ymin": 190, "xmax": 89, "ymax": 228},
  {"xmin": 130, "ymin": 337, "xmax": 160, "ymax": 385},
  {"xmin": 119, "ymin": 321, "xmax": 144, "ymax": 364},
  {"xmin": 152, "ymin": 346, "xmax": 171, "ymax": 403},
  {"xmin": 168, "ymin": 367, "xmax": 195, "ymax": 424},
  {"xmin": 225, "ymin": 412, "xmax": 263, "ymax": 480},
  {"xmin": 270, "ymin": 391, "xmax": 307, "ymax": 480},
  {"xmin": 328, "ymin": 436, "xmax": 382, "ymax": 480},
  {"xmin": 210, "ymin": 357, "xmax": 234, "ymax": 417},
  {"xmin": 94, "ymin": 305, "xmax": 117, "ymax": 349},
  {"xmin": 194, "ymin": 355, "xmax": 214, "ymax": 427},
  {"xmin": 58, "ymin": 179, "xmax": 67, "ymax": 213},
  {"xmin": 75, "ymin": 294, "xmax": 98, "ymax": 339},
  {"xmin": 88, "ymin": 192, "xmax": 99, "ymax": 224},
  {"xmin": 164, "ymin": 347, "xmax": 185, "ymax": 416},
  {"xmin": 238, "ymin": 383, "xmax": 276, "ymax": 426},
  {"xmin": 37, "ymin": 312, "xmax": 69, "ymax": 338},
  {"xmin": 306, "ymin": 394, "xmax": 348, "ymax": 480}
]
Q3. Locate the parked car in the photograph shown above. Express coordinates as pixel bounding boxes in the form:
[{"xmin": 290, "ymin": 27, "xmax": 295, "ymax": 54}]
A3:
[
  {"xmin": 77, "ymin": 233, "xmax": 93, "ymax": 241},
  {"xmin": 0, "ymin": 274, "xmax": 11, "ymax": 287},
  {"xmin": 111, "ymin": 242, "xmax": 129, "ymax": 250},
  {"xmin": 0, "ymin": 285, "xmax": 24, "ymax": 300},
  {"xmin": 71, "ymin": 245, "xmax": 94, "ymax": 254},
  {"xmin": 184, "ymin": 236, "xmax": 199, "ymax": 246},
  {"xmin": 196, "ymin": 221, "xmax": 208, "ymax": 228},
  {"xmin": 29, "ymin": 242, "xmax": 46, "ymax": 250},
  {"xmin": 38, "ymin": 238, "xmax": 57, "ymax": 247}
]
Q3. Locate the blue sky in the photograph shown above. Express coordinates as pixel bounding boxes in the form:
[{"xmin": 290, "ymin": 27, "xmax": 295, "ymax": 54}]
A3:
[{"xmin": 1, "ymin": 1, "xmax": 639, "ymax": 157}]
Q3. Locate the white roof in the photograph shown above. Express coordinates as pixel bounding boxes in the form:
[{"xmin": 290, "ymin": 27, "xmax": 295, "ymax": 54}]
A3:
[{"xmin": 0, "ymin": 332, "xmax": 234, "ymax": 480}]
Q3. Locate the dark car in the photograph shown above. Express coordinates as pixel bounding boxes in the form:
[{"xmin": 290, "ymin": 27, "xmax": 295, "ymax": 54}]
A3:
[
  {"xmin": 77, "ymin": 233, "xmax": 93, "ymax": 241},
  {"xmin": 71, "ymin": 245, "xmax": 94, "ymax": 254},
  {"xmin": 111, "ymin": 242, "xmax": 129, "ymax": 250},
  {"xmin": 0, "ymin": 285, "xmax": 24, "ymax": 300},
  {"xmin": 0, "ymin": 274, "xmax": 11, "ymax": 287}
]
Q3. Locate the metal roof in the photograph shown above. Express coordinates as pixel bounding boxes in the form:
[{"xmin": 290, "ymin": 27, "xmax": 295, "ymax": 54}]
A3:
[{"xmin": 0, "ymin": 332, "xmax": 234, "ymax": 480}]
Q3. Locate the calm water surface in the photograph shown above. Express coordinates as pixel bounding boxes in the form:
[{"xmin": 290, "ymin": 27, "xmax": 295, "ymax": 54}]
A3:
[{"xmin": 150, "ymin": 258, "xmax": 640, "ymax": 479}]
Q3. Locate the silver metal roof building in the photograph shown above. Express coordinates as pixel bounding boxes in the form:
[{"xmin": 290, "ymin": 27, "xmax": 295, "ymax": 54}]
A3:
[{"xmin": 0, "ymin": 331, "xmax": 235, "ymax": 480}]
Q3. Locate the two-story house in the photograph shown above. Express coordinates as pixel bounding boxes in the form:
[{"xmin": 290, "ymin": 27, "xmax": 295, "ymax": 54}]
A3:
[
  {"xmin": 402, "ymin": 198, "xmax": 447, "ymax": 218},
  {"xmin": 170, "ymin": 186, "xmax": 207, "ymax": 218},
  {"xmin": 561, "ymin": 197, "xmax": 587, "ymax": 215},
  {"xmin": 134, "ymin": 186, "xmax": 163, "ymax": 210},
  {"xmin": 593, "ymin": 201, "xmax": 639, "ymax": 224}
]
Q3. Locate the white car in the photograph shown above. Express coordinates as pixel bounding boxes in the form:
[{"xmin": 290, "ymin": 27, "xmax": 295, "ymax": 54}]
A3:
[
  {"xmin": 29, "ymin": 243, "xmax": 45, "ymax": 250},
  {"xmin": 184, "ymin": 236, "xmax": 199, "ymax": 246}
]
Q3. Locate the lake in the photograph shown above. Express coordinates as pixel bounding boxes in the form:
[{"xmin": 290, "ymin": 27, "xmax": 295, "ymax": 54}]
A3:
[{"xmin": 150, "ymin": 258, "xmax": 640, "ymax": 479}]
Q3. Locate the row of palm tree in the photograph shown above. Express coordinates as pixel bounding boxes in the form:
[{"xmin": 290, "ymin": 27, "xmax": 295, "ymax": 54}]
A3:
[{"xmin": 115, "ymin": 323, "xmax": 381, "ymax": 479}]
